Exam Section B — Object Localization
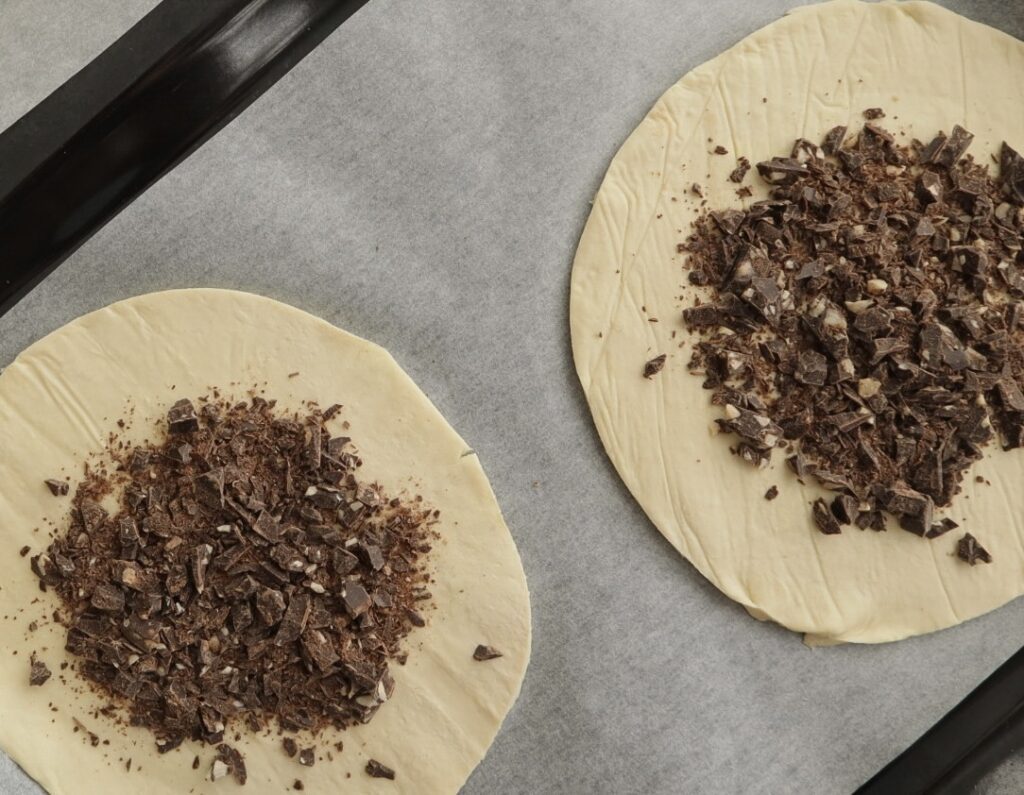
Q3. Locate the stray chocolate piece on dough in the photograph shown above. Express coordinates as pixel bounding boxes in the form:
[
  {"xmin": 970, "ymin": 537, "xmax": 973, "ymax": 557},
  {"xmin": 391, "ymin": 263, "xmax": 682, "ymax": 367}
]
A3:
[
  {"xmin": 764, "ymin": 486, "xmax": 779, "ymax": 501},
  {"xmin": 30, "ymin": 395, "xmax": 436, "ymax": 771},
  {"xmin": 713, "ymin": 145, "xmax": 728, "ymax": 155},
  {"xmin": 45, "ymin": 479, "xmax": 69, "ymax": 496},
  {"xmin": 812, "ymin": 499, "xmax": 841, "ymax": 535},
  {"xmin": 957, "ymin": 533, "xmax": 992, "ymax": 565},
  {"xmin": 644, "ymin": 354, "xmax": 667, "ymax": 379},
  {"xmin": 366, "ymin": 759, "xmax": 396, "ymax": 780},
  {"xmin": 166, "ymin": 398, "xmax": 199, "ymax": 434},
  {"xmin": 729, "ymin": 157, "xmax": 752, "ymax": 183},
  {"xmin": 473, "ymin": 645, "xmax": 503, "ymax": 661},
  {"xmin": 29, "ymin": 656, "xmax": 51, "ymax": 686}
]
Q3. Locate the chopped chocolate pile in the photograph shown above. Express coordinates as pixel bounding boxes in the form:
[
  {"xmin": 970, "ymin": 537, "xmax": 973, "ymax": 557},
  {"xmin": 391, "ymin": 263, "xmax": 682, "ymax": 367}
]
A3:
[
  {"xmin": 957, "ymin": 532, "xmax": 992, "ymax": 565},
  {"xmin": 32, "ymin": 396, "xmax": 436, "ymax": 766},
  {"xmin": 681, "ymin": 116, "xmax": 1024, "ymax": 558},
  {"xmin": 643, "ymin": 354, "xmax": 667, "ymax": 379}
]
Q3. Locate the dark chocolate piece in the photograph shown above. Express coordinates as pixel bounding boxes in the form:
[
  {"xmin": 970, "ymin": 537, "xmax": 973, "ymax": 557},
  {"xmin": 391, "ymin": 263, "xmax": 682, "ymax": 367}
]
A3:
[
  {"xmin": 957, "ymin": 532, "xmax": 992, "ymax": 565},
  {"xmin": 643, "ymin": 354, "xmax": 667, "ymax": 379},
  {"xmin": 812, "ymin": 498, "xmax": 842, "ymax": 535},
  {"xmin": 167, "ymin": 398, "xmax": 199, "ymax": 434},
  {"xmin": 298, "ymin": 748, "xmax": 315, "ymax": 767},
  {"xmin": 863, "ymin": 108, "xmax": 885, "ymax": 120},
  {"xmin": 473, "ymin": 645, "xmax": 503, "ymax": 661},
  {"xmin": 366, "ymin": 760, "xmax": 396, "ymax": 780},
  {"xmin": 45, "ymin": 479, "xmax": 69, "ymax": 496},
  {"xmin": 764, "ymin": 485, "xmax": 779, "ymax": 501}
]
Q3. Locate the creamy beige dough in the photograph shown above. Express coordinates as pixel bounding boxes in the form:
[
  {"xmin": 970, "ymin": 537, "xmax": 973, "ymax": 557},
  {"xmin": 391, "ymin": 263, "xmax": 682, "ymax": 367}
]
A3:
[
  {"xmin": 571, "ymin": 0, "xmax": 1024, "ymax": 643},
  {"xmin": 0, "ymin": 289, "xmax": 530, "ymax": 793}
]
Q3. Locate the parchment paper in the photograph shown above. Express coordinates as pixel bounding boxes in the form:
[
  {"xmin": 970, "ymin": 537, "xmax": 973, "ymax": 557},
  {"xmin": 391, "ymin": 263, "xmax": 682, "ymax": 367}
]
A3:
[{"xmin": 1, "ymin": 1, "xmax": 1023, "ymax": 792}]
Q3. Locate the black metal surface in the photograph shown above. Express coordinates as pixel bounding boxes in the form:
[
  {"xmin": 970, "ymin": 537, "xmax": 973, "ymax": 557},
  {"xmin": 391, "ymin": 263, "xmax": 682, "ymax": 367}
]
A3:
[
  {"xmin": 857, "ymin": 645, "xmax": 1024, "ymax": 794},
  {"xmin": 0, "ymin": 0, "xmax": 368, "ymax": 318}
]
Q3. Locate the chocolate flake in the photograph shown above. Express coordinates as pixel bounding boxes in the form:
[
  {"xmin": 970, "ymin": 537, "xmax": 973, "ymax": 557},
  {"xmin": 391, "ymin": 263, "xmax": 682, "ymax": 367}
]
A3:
[
  {"xmin": 473, "ymin": 645, "xmax": 502, "ymax": 661},
  {"xmin": 643, "ymin": 354, "xmax": 667, "ymax": 379},
  {"xmin": 45, "ymin": 479, "xmax": 69, "ymax": 496},
  {"xmin": 957, "ymin": 533, "xmax": 992, "ymax": 565},
  {"xmin": 366, "ymin": 759, "xmax": 396, "ymax": 780},
  {"xmin": 29, "ymin": 397, "xmax": 435, "ymax": 770},
  {"xmin": 680, "ymin": 119, "xmax": 1024, "ymax": 555}
]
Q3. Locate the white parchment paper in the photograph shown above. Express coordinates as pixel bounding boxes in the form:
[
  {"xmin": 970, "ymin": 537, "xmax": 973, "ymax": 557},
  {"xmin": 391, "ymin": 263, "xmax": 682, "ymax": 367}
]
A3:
[{"xmin": 1, "ymin": 1, "xmax": 1023, "ymax": 792}]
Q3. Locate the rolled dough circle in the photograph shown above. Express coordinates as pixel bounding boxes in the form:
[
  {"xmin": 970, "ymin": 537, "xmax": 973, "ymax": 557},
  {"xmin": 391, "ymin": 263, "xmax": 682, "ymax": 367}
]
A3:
[
  {"xmin": 570, "ymin": 0, "xmax": 1024, "ymax": 643},
  {"xmin": 0, "ymin": 289, "xmax": 530, "ymax": 793}
]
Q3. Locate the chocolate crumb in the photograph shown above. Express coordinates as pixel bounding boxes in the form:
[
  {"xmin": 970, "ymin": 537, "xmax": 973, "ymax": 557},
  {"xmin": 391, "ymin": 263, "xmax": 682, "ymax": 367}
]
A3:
[
  {"xmin": 366, "ymin": 759, "xmax": 396, "ymax": 780},
  {"xmin": 192, "ymin": 756, "xmax": 200, "ymax": 770},
  {"xmin": 294, "ymin": 781, "xmax": 304, "ymax": 791},
  {"xmin": 957, "ymin": 533, "xmax": 992, "ymax": 565},
  {"xmin": 473, "ymin": 644, "xmax": 502, "ymax": 661},
  {"xmin": 298, "ymin": 748, "xmax": 315, "ymax": 767},
  {"xmin": 764, "ymin": 486, "xmax": 779, "ymax": 501},
  {"xmin": 728, "ymin": 157, "xmax": 752, "ymax": 184},
  {"xmin": 19, "ymin": 545, "xmax": 30, "ymax": 557},
  {"xmin": 45, "ymin": 479, "xmax": 69, "ymax": 496},
  {"xmin": 713, "ymin": 145, "xmax": 728, "ymax": 155},
  {"xmin": 283, "ymin": 737, "xmax": 298, "ymax": 757},
  {"xmin": 644, "ymin": 354, "xmax": 667, "ymax": 379}
]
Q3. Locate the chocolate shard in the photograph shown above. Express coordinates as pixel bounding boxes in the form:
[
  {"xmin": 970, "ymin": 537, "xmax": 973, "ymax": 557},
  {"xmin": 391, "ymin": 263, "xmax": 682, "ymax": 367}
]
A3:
[
  {"xmin": 90, "ymin": 582, "xmax": 125, "ymax": 612},
  {"xmin": 1001, "ymin": 142, "xmax": 1024, "ymax": 203},
  {"xmin": 794, "ymin": 350, "xmax": 828, "ymax": 386},
  {"xmin": 926, "ymin": 518, "xmax": 959, "ymax": 539},
  {"xmin": 29, "ymin": 656, "xmax": 51, "ymax": 686},
  {"xmin": 812, "ymin": 498, "xmax": 842, "ymax": 535},
  {"xmin": 282, "ymin": 737, "xmax": 298, "ymax": 757},
  {"xmin": 195, "ymin": 467, "xmax": 225, "ymax": 510},
  {"xmin": 45, "ymin": 478, "xmax": 69, "ymax": 496},
  {"xmin": 957, "ymin": 532, "xmax": 992, "ymax": 565},
  {"xmin": 756, "ymin": 157, "xmax": 810, "ymax": 185},
  {"xmin": 167, "ymin": 398, "xmax": 199, "ymax": 434},
  {"xmin": 885, "ymin": 487, "xmax": 934, "ymax": 536},
  {"xmin": 366, "ymin": 760, "xmax": 396, "ymax": 780},
  {"xmin": 821, "ymin": 125, "xmax": 848, "ymax": 156},
  {"xmin": 473, "ymin": 644, "xmax": 503, "ymax": 661},
  {"xmin": 251, "ymin": 510, "xmax": 282, "ymax": 543},
  {"xmin": 274, "ymin": 593, "xmax": 311, "ymax": 646},
  {"xmin": 643, "ymin": 354, "xmax": 667, "ymax": 379},
  {"xmin": 216, "ymin": 744, "xmax": 247, "ymax": 786},
  {"xmin": 298, "ymin": 748, "xmax": 316, "ymax": 767},
  {"xmin": 256, "ymin": 586, "xmax": 287, "ymax": 626},
  {"xmin": 341, "ymin": 582, "xmax": 372, "ymax": 618}
]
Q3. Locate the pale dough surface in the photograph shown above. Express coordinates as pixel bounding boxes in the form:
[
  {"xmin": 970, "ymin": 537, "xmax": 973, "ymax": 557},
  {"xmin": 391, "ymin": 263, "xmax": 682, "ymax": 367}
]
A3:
[
  {"xmin": 570, "ymin": 0, "xmax": 1024, "ymax": 643},
  {"xmin": 0, "ymin": 289, "xmax": 530, "ymax": 794}
]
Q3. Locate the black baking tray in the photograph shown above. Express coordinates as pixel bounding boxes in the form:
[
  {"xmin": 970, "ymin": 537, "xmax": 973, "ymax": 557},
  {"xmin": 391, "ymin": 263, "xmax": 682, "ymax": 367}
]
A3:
[{"xmin": 0, "ymin": 0, "xmax": 367, "ymax": 318}]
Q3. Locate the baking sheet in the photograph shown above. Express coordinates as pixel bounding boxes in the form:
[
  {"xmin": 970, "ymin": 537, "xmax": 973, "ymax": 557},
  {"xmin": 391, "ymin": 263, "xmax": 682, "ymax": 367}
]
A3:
[{"xmin": 2, "ymin": 0, "xmax": 1023, "ymax": 792}]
